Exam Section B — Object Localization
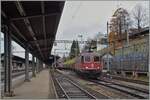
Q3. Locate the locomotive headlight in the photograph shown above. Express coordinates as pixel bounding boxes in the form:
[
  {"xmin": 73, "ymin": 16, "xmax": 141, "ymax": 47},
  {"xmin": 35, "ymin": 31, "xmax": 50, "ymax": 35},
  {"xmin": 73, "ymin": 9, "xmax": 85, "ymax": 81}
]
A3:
[
  {"xmin": 85, "ymin": 66, "xmax": 88, "ymax": 69},
  {"xmin": 91, "ymin": 64, "xmax": 94, "ymax": 67}
]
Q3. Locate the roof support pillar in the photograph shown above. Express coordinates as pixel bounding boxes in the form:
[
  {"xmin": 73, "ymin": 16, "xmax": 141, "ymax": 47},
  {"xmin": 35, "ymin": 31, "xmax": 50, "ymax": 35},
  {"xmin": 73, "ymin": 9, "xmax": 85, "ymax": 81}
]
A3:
[
  {"xmin": 36, "ymin": 58, "xmax": 39, "ymax": 73},
  {"xmin": 3, "ymin": 25, "xmax": 14, "ymax": 96},
  {"xmin": 41, "ymin": 62, "xmax": 43, "ymax": 71},
  {"xmin": 39, "ymin": 60, "xmax": 41, "ymax": 72},
  {"xmin": 41, "ymin": 61, "xmax": 43, "ymax": 71},
  {"xmin": 32, "ymin": 55, "xmax": 36, "ymax": 77},
  {"xmin": 25, "ymin": 46, "xmax": 30, "ymax": 82},
  {"xmin": 39, "ymin": 60, "xmax": 43, "ymax": 72}
]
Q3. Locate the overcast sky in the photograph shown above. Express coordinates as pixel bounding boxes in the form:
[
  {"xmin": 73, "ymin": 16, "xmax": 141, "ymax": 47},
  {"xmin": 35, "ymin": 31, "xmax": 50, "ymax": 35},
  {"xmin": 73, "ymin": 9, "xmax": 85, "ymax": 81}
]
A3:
[
  {"xmin": 1, "ymin": 0, "xmax": 149, "ymax": 58},
  {"xmin": 51, "ymin": 0, "xmax": 149, "ymax": 57}
]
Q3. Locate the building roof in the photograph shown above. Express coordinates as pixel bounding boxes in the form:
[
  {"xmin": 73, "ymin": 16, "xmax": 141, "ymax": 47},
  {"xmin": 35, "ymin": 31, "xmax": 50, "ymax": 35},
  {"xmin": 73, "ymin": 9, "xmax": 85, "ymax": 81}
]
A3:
[
  {"xmin": 129, "ymin": 27, "xmax": 149, "ymax": 38},
  {"xmin": 1, "ymin": 53, "xmax": 32, "ymax": 63}
]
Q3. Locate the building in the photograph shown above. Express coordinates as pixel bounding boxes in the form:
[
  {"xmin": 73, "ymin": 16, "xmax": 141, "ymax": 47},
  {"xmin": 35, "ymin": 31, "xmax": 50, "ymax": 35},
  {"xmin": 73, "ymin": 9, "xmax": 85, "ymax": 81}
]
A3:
[
  {"xmin": 99, "ymin": 26, "xmax": 149, "ymax": 77},
  {"xmin": 96, "ymin": 32, "xmax": 107, "ymax": 51},
  {"xmin": 1, "ymin": 54, "xmax": 33, "ymax": 72}
]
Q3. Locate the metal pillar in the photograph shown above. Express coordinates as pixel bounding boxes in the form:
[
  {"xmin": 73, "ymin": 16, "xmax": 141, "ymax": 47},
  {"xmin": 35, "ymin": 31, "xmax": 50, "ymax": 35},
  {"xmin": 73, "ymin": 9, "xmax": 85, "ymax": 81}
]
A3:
[
  {"xmin": 4, "ymin": 25, "xmax": 14, "ymax": 96},
  {"xmin": 38, "ymin": 60, "xmax": 40, "ymax": 72},
  {"xmin": 126, "ymin": 24, "xmax": 129, "ymax": 46},
  {"xmin": 39, "ymin": 61, "xmax": 42, "ymax": 72},
  {"xmin": 32, "ymin": 56, "xmax": 36, "ymax": 77},
  {"xmin": 41, "ymin": 62, "xmax": 43, "ymax": 71},
  {"xmin": 41, "ymin": 62, "xmax": 43, "ymax": 70},
  {"xmin": 121, "ymin": 46, "xmax": 124, "ymax": 76},
  {"xmin": 106, "ymin": 22, "xmax": 110, "ymax": 73},
  {"xmin": 25, "ymin": 47, "xmax": 30, "ymax": 81},
  {"xmin": 39, "ymin": 60, "xmax": 41, "ymax": 72},
  {"xmin": 36, "ymin": 58, "xmax": 39, "ymax": 73},
  {"xmin": 40, "ymin": 61, "xmax": 42, "ymax": 71}
]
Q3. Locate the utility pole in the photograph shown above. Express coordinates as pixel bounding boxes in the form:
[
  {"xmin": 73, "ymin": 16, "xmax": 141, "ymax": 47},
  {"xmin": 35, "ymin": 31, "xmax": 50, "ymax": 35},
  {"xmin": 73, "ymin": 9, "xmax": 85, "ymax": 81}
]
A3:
[
  {"xmin": 78, "ymin": 34, "xmax": 83, "ymax": 52},
  {"xmin": 126, "ymin": 24, "xmax": 129, "ymax": 46},
  {"xmin": 107, "ymin": 22, "xmax": 110, "ymax": 73},
  {"xmin": 123, "ymin": 14, "xmax": 129, "ymax": 46},
  {"xmin": 119, "ymin": 17, "xmax": 122, "ymax": 43}
]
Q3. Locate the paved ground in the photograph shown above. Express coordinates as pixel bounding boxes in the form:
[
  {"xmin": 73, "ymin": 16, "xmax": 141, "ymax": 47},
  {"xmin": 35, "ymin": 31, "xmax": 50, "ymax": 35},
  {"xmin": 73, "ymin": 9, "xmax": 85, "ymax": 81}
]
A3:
[{"xmin": 3, "ymin": 69, "xmax": 56, "ymax": 99}]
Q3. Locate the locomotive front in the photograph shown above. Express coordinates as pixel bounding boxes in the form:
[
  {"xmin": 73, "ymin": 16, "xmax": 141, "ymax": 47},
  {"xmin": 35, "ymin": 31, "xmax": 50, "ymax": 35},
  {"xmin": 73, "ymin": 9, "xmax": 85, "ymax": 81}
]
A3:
[{"xmin": 75, "ymin": 52, "xmax": 103, "ymax": 78}]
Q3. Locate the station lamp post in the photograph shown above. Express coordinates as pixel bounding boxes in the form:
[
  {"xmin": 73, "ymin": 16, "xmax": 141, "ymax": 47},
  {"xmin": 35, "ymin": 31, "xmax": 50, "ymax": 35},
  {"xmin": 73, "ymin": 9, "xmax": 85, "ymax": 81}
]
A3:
[{"xmin": 106, "ymin": 21, "xmax": 110, "ymax": 73}]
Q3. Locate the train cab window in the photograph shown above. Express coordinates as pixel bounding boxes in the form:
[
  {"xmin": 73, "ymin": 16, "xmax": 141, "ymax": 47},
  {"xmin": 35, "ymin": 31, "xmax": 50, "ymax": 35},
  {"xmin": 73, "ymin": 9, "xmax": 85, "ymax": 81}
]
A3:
[
  {"xmin": 84, "ymin": 56, "xmax": 91, "ymax": 62},
  {"xmin": 94, "ymin": 56, "xmax": 100, "ymax": 62},
  {"xmin": 81, "ymin": 56, "xmax": 84, "ymax": 63}
]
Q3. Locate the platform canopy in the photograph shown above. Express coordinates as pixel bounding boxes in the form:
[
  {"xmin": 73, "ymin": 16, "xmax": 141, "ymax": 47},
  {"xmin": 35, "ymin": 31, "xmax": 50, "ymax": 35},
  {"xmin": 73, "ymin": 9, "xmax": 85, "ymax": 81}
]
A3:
[{"xmin": 1, "ymin": 1, "xmax": 65, "ymax": 63}]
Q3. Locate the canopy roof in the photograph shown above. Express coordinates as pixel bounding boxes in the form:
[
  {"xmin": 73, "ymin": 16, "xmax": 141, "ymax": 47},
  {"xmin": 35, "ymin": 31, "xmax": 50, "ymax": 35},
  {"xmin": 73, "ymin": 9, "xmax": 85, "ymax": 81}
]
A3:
[{"xmin": 1, "ymin": 1, "xmax": 65, "ymax": 64}]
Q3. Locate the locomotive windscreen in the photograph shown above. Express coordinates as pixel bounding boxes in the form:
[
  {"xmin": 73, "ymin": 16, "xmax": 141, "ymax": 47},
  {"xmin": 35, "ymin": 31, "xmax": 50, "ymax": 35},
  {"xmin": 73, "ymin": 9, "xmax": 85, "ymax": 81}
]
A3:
[
  {"xmin": 94, "ymin": 56, "xmax": 100, "ymax": 62},
  {"xmin": 84, "ymin": 56, "xmax": 91, "ymax": 62}
]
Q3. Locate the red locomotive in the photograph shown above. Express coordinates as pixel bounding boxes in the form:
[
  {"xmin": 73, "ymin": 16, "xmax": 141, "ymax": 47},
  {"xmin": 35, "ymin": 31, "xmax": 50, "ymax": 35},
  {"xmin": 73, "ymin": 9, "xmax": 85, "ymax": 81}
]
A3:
[{"xmin": 74, "ymin": 52, "xmax": 103, "ymax": 78}]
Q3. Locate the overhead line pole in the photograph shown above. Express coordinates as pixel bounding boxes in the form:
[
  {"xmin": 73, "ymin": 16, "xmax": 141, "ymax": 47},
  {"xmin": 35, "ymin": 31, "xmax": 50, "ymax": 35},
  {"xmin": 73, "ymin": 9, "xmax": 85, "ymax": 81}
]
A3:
[{"xmin": 107, "ymin": 22, "xmax": 110, "ymax": 73}]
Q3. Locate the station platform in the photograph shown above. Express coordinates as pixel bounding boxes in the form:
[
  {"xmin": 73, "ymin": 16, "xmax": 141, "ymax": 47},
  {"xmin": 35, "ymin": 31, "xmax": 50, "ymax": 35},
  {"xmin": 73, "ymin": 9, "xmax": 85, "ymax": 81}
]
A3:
[{"xmin": 3, "ymin": 69, "xmax": 57, "ymax": 99}]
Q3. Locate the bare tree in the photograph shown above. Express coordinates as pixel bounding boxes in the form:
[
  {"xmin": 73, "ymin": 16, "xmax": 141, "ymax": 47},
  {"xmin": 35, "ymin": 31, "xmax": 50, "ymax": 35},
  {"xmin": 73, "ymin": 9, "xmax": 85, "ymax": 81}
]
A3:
[
  {"xmin": 109, "ymin": 8, "xmax": 131, "ymax": 47},
  {"xmin": 110, "ymin": 8, "xmax": 132, "ymax": 37},
  {"xmin": 132, "ymin": 4, "xmax": 148, "ymax": 30}
]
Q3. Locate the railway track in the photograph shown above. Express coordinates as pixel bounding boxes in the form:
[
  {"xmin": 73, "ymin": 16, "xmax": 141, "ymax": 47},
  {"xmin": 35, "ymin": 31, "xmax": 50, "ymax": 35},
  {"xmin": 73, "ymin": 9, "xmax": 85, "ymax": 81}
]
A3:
[
  {"xmin": 90, "ymin": 79, "xmax": 149, "ymax": 99},
  {"xmin": 107, "ymin": 74, "xmax": 149, "ymax": 85},
  {"xmin": 100, "ymin": 78, "xmax": 149, "ymax": 93},
  {"xmin": 1, "ymin": 70, "xmax": 32, "ymax": 82},
  {"xmin": 52, "ymin": 72, "xmax": 96, "ymax": 99}
]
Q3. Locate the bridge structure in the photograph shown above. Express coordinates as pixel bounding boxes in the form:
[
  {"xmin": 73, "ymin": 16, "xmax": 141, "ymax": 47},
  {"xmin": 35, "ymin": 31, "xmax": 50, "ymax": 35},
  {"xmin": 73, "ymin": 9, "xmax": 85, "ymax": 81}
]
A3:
[{"xmin": 1, "ymin": 1, "xmax": 65, "ymax": 97}]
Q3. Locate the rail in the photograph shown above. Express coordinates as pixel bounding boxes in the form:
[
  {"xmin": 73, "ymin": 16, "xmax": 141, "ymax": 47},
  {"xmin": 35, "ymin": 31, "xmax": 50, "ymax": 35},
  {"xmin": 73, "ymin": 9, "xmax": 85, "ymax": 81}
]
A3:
[
  {"xmin": 90, "ymin": 79, "xmax": 149, "ymax": 99},
  {"xmin": 52, "ymin": 71, "xmax": 96, "ymax": 99}
]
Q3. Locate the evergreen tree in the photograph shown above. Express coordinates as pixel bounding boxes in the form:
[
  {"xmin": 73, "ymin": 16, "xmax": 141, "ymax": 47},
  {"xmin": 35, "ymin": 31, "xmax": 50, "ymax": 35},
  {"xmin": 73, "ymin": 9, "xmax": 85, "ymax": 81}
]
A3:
[
  {"xmin": 69, "ymin": 40, "xmax": 80, "ymax": 58},
  {"xmin": 69, "ymin": 40, "xmax": 76, "ymax": 58},
  {"xmin": 82, "ymin": 40, "xmax": 97, "ymax": 52},
  {"xmin": 91, "ymin": 40, "xmax": 97, "ymax": 51},
  {"xmin": 75, "ymin": 40, "xmax": 80, "ymax": 55}
]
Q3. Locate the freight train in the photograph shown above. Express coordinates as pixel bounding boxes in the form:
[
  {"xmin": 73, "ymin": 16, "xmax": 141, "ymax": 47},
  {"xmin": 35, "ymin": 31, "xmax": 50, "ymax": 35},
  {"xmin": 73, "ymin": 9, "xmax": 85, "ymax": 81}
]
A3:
[
  {"xmin": 74, "ymin": 52, "xmax": 103, "ymax": 78},
  {"xmin": 58, "ymin": 52, "xmax": 103, "ymax": 78}
]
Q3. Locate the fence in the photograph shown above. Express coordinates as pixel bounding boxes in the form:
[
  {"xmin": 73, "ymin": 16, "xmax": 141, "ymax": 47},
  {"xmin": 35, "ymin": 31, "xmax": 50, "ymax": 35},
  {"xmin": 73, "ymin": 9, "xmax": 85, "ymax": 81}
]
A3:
[{"xmin": 110, "ymin": 37, "xmax": 149, "ymax": 72}]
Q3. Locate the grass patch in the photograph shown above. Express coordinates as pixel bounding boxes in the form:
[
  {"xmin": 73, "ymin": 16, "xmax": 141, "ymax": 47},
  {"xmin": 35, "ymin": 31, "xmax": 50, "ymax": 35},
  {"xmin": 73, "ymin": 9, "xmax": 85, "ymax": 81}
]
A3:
[
  {"xmin": 126, "ymin": 74, "xmax": 149, "ymax": 82},
  {"xmin": 135, "ymin": 75, "xmax": 149, "ymax": 82},
  {"xmin": 64, "ymin": 58, "xmax": 75, "ymax": 65}
]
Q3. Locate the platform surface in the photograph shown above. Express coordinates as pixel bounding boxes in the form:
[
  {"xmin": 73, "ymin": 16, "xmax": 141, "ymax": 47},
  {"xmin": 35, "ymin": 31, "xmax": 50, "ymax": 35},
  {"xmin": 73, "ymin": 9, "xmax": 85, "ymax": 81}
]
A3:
[{"xmin": 3, "ymin": 69, "xmax": 56, "ymax": 99}]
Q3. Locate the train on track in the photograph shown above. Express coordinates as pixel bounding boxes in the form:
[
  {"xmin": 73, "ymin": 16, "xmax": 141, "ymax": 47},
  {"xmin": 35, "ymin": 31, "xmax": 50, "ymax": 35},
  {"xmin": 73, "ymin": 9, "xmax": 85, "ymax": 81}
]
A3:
[
  {"xmin": 74, "ymin": 52, "xmax": 103, "ymax": 78},
  {"xmin": 57, "ymin": 52, "xmax": 103, "ymax": 78}
]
